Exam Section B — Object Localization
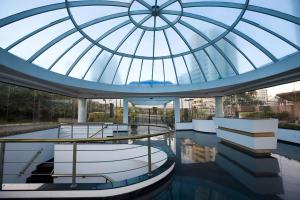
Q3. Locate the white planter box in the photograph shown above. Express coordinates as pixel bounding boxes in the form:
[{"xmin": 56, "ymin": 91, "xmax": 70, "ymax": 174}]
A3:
[{"xmin": 213, "ymin": 118, "xmax": 278, "ymax": 153}]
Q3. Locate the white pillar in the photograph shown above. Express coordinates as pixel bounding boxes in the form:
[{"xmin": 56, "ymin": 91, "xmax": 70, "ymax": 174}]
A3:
[
  {"xmin": 174, "ymin": 98, "xmax": 180, "ymax": 123},
  {"xmin": 215, "ymin": 96, "xmax": 224, "ymax": 118},
  {"xmin": 123, "ymin": 99, "xmax": 128, "ymax": 124},
  {"xmin": 78, "ymin": 98, "xmax": 87, "ymax": 123}
]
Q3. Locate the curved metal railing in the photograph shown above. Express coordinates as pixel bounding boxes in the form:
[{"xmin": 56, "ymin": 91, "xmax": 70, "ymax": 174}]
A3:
[{"xmin": 0, "ymin": 123, "xmax": 175, "ymax": 191}]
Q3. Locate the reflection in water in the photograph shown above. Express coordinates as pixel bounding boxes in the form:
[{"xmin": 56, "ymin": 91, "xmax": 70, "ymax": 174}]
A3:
[
  {"xmin": 181, "ymin": 138, "xmax": 216, "ymax": 163},
  {"xmin": 216, "ymin": 142, "xmax": 283, "ymax": 195},
  {"xmin": 145, "ymin": 131, "xmax": 300, "ymax": 200}
]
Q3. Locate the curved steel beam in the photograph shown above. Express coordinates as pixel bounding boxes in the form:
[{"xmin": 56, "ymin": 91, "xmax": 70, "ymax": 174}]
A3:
[
  {"xmin": 162, "ymin": 30, "xmax": 179, "ymax": 85},
  {"xmin": 0, "ymin": 0, "xmax": 130, "ymax": 28},
  {"xmin": 138, "ymin": 59, "xmax": 144, "ymax": 86},
  {"xmin": 111, "ymin": 56, "xmax": 123, "ymax": 84},
  {"xmin": 159, "ymin": 0, "xmax": 177, "ymax": 11},
  {"xmin": 5, "ymin": 17, "xmax": 70, "ymax": 51},
  {"xmin": 223, "ymin": 37, "xmax": 256, "ymax": 70},
  {"xmin": 125, "ymin": 30, "xmax": 146, "ymax": 85},
  {"xmin": 182, "ymin": 55, "xmax": 193, "ymax": 83},
  {"xmin": 48, "ymin": 36, "xmax": 85, "ymax": 71},
  {"xmin": 182, "ymin": 1, "xmax": 300, "ymax": 26},
  {"xmin": 161, "ymin": 15, "xmax": 207, "ymax": 82},
  {"xmin": 241, "ymin": 18, "xmax": 300, "ymax": 51},
  {"xmin": 203, "ymin": 49, "xmax": 222, "ymax": 79},
  {"xmin": 82, "ymin": 49, "xmax": 104, "ymax": 80}
]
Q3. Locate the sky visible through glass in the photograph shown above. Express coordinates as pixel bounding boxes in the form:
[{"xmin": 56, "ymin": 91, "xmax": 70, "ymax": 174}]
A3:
[{"xmin": 0, "ymin": 0, "xmax": 299, "ymax": 87}]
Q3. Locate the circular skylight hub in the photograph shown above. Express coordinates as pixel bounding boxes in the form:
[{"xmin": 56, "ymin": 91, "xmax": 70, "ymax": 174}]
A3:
[{"xmin": 129, "ymin": 0, "xmax": 183, "ymax": 31}]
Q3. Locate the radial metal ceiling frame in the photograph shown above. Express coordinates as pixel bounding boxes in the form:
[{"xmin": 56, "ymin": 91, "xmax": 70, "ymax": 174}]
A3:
[{"xmin": 1, "ymin": 0, "xmax": 300, "ymax": 88}]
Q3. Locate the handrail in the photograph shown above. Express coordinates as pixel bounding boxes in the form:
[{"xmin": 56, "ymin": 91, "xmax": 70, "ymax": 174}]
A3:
[
  {"xmin": 0, "ymin": 126, "xmax": 173, "ymax": 143},
  {"xmin": 88, "ymin": 124, "xmax": 108, "ymax": 138},
  {"xmin": 18, "ymin": 148, "xmax": 43, "ymax": 176},
  {"xmin": 52, "ymin": 173, "xmax": 114, "ymax": 183}
]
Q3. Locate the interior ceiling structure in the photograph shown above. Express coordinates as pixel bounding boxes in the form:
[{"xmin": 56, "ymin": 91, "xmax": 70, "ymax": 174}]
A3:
[{"xmin": 0, "ymin": 0, "xmax": 300, "ymax": 97}]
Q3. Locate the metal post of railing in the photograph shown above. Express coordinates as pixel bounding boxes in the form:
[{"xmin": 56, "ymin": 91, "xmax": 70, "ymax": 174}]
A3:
[
  {"xmin": 87, "ymin": 123, "xmax": 89, "ymax": 138},
  {"xmin": 0, "ymin": 142, "xmax": 5, "ymax": 190},
  {"xmin": 71, "ymin": 124, "xmax": 74, "ymax": 139},
  {"xmin": 147, "ymin": 125, "xmax": 152, "ymax": 175},
  {"xmin": 116, "ymin": 124, "xmax": 119, "ymax": 135},
  {"xmin": 168, "ymin": 132, "xmax": 171, "ymax": 147},
  {"xmin": 57, "ymin": 124, "xmax": 61, "ymax": 138},
  {"xmin": 102, "ymin": 123, "xmax": 104, "ymax": 138},
  {"xmin": 70, "ymin": 142, "xmax": 77, "ymax": 189}
]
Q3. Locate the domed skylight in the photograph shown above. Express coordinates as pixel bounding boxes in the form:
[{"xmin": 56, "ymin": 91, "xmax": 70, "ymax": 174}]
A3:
[{"xmin": 0, "ymin": 0, "xmax": 299, "ymax": 87}]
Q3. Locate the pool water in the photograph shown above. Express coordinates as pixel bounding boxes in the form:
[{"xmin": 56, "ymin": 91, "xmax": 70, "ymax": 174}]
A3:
[{"xmin": 148, "ymin": 131, "xmax": 300, "ymax": 200}]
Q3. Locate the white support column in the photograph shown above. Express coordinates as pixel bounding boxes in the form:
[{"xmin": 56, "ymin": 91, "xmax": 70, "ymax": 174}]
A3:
[
  {"xmin": 78, "ymin": 98, "xmax": 87, "ymax": 123},
  {"xmin": 123, "ymin": 99, "xmax": 128, "ymax": 124},
  {"xmin": 174, "ymin": 97, "xmax": 180, "ymax": 124},
  {"xmin": 215, "ymin": 96, "xmax": 224, "ymax": 118}
]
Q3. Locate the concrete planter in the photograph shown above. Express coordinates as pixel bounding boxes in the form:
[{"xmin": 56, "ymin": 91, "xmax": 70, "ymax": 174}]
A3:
[{"xmin": 213, "ymin": 118, "xmax": 278, "ymax": 154}]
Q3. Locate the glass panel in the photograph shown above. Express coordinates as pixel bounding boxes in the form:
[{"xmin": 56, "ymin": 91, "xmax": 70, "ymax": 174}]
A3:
[
  {"xmin": 84, "ymin": 50, "xmax": 111, "ymax": 81},
  {"xmin": 183, "ymin": 7, "xmax": 242, "ymax": 26},
  {"xmin": 180, "ymin": 16, "xmax": 226, "ymax": 40},
  {"xmin": 0, "ymin": 0, "xmax": 64, "ymax": 20},
  {"xmin": 51, "ymin": 39, "xmax": 91, "ymax": 75},
  {"xmin": 139, "ymin": 59, "xmax": 153, "ymax": 85},
  {"xmin": 82, "ymin": 16, "xmax": 128, "ymax": 40},
  {"xmin": 69, "ymin": 46, "xmax": 102, "ymax": 79},
  {"xmin": 225, "ymin": 32, "xmax": 272, "ymax": 68},
  {"xmin": 100, "ymin": 23, "xmax": 135, "ymax": 50},
  {"xmin": 184, "ymin": 54, "xmax": 204, "ymax": 83},
  {"xmin": 136, "ymin": 31, "xmax": 153, "ymax": 57},
  {"xmin": 235, "ymin": 21, "xmax": 297, "ymax": 59},
  {"xmin": 164, "ymin": 59, "xmax": 177, "ymax": 85},
  {"xmin": 175, "ymin": 23, "xmax": 207, "ymax": 49},
  {"xmin": 216, "ymin": 39, "xmax": 254, "ymax": 74},
  {"xmin": 70, "ymin": 6, "xmax": 127, "ymax": 25},
  {"xmin": 127, "ymin": 59, "xmax": 143, "ymax": 85},
  {"xmin": 205, "ymin": 46, "xmax": 235, "ymax": 78},
  {"xmin": 174, "ymin": 57, "xmax": 191, "ymax": 84},
  {"xmin": 243, "ymin": 10, "xmax": 300, "ymax": 48},
  {"xmin": 194, "ymin": 51, "xmax": 219, "ymax": 81},
  {"xmin": 9, "ymin": 20, "xmax": 74, "ymax": 60},
  {"xmin": 113, "ymin": 57, "xmax": 131, "ymax": 85},
  {"xmin": 250, "ymin": 0, "xmax": 300, "ymax": 18},
  {"xmin": 33, "ymin": 33, "xmax": 82, "ymax": 69},
  {"xmin": 154, "ymin": 31, "xmax": 171, "ymax": 57},
  {"xmin": 153, "ymin": 59, "xmax": 164, "ymax": 85},
  {"xmin": 100, "ymin": 55, "xmax": 122, "ymax": 84},
  {"xmin": 165, "ymin": 28, "xmax": 190, "ymax": 55},
  {"xmin": 118, "ymin": 28, "xmax": 144, "ymax": 55},
  {"xmin": 0, "ymin": 9, "xmax": 68, "ymax": 49}
]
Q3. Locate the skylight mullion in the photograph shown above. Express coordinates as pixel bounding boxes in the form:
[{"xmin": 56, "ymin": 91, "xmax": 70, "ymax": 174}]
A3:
[
  {"xmin": 82, "ymin": 49, "xmax": 104, "ymax": 80},
  {"xmin": 162, "ymin": 30, "xmax": 179, "ymax": 85}
]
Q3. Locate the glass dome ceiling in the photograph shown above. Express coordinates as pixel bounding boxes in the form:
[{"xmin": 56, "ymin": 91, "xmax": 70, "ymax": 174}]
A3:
[{"xmin": 0, "ymin": 0, "xmax": 300, "ymax": 87}]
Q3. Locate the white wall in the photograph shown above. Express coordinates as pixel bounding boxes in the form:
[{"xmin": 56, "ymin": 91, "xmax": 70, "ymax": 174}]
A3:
[
  {"xmin": 192, "ymin": 120, "xmax": 216, "ymax": 133},
  {"xmin": 176, "ymin": 120, "xmax": 216, "ymax": 133},
  {"xmin": 3, "ymin": 128, "xmax": 58, "ymax": 183}
]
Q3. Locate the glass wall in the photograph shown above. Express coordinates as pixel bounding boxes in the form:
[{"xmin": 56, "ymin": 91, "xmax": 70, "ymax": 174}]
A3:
[{"xmin": 0, "ymin": 82, "xmax": 78, "ymax": 124}]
